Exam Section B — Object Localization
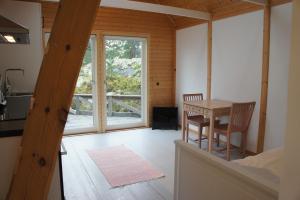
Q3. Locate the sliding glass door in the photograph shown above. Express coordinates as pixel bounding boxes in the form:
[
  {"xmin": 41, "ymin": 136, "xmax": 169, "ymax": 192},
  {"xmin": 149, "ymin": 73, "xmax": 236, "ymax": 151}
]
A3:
[
  {"xmin": 104, "ymin": 36, "xmax": 147, "ymax": 129},
  {"xmin": 64, "ymin": 36, "xmax": 98, "ymax": 134},
  {"xmin": 45, "ymin": 33, "xmax": 98, "ymax": 134},
  {"xmin": 45, "ymin": 33, "xmax": 148, "ymax": 133}
]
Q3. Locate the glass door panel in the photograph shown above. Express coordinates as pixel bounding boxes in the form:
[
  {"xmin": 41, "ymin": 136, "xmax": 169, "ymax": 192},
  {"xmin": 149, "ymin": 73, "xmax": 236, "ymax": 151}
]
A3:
[
  {"xmin": 65, "ymin": 36, "xmax": 98, "ymax": 133},
  {"xmin": 104, "ymin": 36, "xmax": 147, "ymax": 129},
  {"xmin": 44, "ymin": 33, "xmax": 98, "ymax": 134}
]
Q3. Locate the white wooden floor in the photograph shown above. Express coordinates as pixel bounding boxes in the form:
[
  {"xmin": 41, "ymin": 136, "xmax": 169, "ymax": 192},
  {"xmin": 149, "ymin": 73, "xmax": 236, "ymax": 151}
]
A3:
[
  {"xmin": 61, "ymin": 128, "xmax": 243, "ymax": 200},
  {"xmin": 61, "ymin": 128, "xmax": 180, "ymax": 200}
]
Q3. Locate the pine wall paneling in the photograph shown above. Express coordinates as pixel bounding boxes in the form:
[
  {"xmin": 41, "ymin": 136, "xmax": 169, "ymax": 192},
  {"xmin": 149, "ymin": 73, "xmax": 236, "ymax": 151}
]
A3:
[{"xmin": 42, "ymin": 2, "xmax": 176, "ymax": 127}]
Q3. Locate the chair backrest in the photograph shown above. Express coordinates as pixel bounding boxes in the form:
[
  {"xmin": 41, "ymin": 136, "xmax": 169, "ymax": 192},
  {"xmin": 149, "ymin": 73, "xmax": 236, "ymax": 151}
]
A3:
[
  {"xmin": 183, "ymin": 93, "xmax": 203, "ymax": 102},
  {"xmin": 183, "ymin": 93, "xmax": 204, "ymax": 117},
  {"xmin": 228, "ymin": 102, "xmax": 256, "ymax": 133}
]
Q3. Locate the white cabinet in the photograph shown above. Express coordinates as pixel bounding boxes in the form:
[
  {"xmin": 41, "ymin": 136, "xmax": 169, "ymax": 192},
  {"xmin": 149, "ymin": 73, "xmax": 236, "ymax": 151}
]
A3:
[
  {"xmin": 0, "ymin": 136, "xmax": 62, "ymax": 200},
  {"xmin": 0, "ymin": 136, "xmax": 21, "ymax": 200}
]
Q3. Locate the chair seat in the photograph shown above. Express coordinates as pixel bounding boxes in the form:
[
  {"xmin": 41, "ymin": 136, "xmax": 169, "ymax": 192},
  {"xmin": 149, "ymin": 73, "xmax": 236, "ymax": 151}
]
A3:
[
  {"xmin": 215, "ymin": 123, "xmax": 243, "ymax": 134},
  {"xmin": 214, "ymin": 123, "xmax": 229, "ymax": 134},
  {"xmin": 187, "ymin": 115, "xmax": 210, "ymax": 126}
]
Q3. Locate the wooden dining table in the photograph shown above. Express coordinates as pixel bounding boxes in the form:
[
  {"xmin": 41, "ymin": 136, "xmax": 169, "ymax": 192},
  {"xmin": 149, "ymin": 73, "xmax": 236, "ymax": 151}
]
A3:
[{"xmin": 182, "ymin": 99, "xmax": 233, "ymax": 152}]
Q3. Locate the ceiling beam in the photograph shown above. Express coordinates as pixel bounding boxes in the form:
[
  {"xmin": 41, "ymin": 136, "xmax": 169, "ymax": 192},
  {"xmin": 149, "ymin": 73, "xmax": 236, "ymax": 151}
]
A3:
[
  {"xmin": 100, "ymin": 0, "xmax": 211, "ymax": 20},
  {"xmin": 242, "ymin": 0, "xmax": 266, "ymax": 6},
  {"xmin": 41, "ymin": 0, "xmax": 211, "ymax": 20},
  {"xmin": 154, "ymin": 0, "xmax": 176, "ymax": 27}
]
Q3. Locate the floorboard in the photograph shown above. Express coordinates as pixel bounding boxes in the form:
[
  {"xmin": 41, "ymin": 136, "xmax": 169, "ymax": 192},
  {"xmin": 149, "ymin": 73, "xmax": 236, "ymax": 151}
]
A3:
[
  {"xmin": 61, "ymin": 128, "xmax": 243, "ymax": 200},
  {"xmin": 61, "ymin": 128, "xmax": 180, "ymax": 200}
]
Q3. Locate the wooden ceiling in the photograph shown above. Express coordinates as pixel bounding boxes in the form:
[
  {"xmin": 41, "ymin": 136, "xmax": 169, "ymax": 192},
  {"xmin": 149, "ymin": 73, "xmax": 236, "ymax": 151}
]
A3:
[
  {"xmin": 132, "ymin": 0, "xmax": 239, "ymax": 12},
  {"xmin": 132, "ymin": 0, "xmax": 291, "ymax": 14},
  {"xmin": 18, "ymin": 0, "xmax": 292, "ymax": 29},
  {"xmin": 131, "ymin": 0, "xmax": 291, "ymax": 29}
]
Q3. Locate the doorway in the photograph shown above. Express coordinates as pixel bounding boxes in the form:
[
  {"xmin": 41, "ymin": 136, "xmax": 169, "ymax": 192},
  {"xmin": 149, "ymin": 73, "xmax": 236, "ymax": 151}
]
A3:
[{"xmin": 103, "ymin": 36, "xmax": 148, "ymax": 130}]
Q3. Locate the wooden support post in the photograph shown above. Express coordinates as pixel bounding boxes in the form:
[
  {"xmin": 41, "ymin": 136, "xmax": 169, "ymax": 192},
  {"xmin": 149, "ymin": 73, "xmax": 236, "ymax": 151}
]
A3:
[
  {"xmin": 173, "ymin": 30, "xmax": 176, "ymax": 106},
  {"xmin": 96, "ymin": 32, "xmax": 106, "ymax": 133},
  {"xmin": 207, "ymin": 20, "xmax": 212, "ymax": 100},
  {"xmin": 7, "ymin": 0, "xmax": 100, "ymax": 199},
  {"xmin": 257, "ymin": 1, "xmax": 271, "ymax": 153}
]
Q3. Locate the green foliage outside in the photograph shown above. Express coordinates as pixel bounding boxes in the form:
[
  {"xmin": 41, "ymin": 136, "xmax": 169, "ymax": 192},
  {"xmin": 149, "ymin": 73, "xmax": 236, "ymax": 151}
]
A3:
[
  {"xmin": 105, "ymin": 39, "xmax": 142, "ymax": 114},
  {"xmin": 105, "ymin": 39, "xmax": 142, "ymax": 95},
  {"xmin": 72, "ymin": 38, "xmax": 143, "ymax": 115},
  {"xmin": 75, "ymin": 40, "xmax": 93, "ymax": 94}
]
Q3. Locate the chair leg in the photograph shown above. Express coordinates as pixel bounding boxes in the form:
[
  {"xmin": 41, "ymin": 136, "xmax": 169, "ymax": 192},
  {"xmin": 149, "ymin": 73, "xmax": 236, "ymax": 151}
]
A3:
[
  {"xmin": 217, "ymin": 133, "xmax": 220, "ymax": 147},
  {"xmin": 240, "ymin": 133, "xmax": 244, "ymax": 154},
  {"xmin": 226, "ymin": 133, "xmax": 231, "ymax": 161},
  {"xmin": 186, "ymin": 123, "xmax": 189, "ymax": 143},
  {"xmin": 242, "ymin": 132, "xmax": 247, "ymax": 158},
  {"xmin": 199, "ymin": 126, "xmax": 203, "ymax": 148}
]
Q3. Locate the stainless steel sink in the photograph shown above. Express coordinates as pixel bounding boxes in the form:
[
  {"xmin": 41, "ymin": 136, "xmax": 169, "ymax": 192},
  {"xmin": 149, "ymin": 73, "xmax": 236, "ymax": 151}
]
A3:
[{"xmin": 5, "ymin": 94, "xmax": 32, "ymax": 119}]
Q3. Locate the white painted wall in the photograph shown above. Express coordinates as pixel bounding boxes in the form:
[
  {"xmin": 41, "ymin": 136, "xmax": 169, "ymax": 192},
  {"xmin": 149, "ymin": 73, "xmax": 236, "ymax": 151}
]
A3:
[
  {"xmin": 176, "ymin": 4, "xmax": 292, "ymax": 152},
  {"xmin": 176, "ymin": 25, "xmax": 208, "ymax": 123},
  {"xmin": 264, "ymin": 3, "xmax": 292, "ymax": 150},
  {"xmin": 279, "ymin": 1, "xmax": 300, "ymax": 199},
  {"xmin": 174, "ymin": 141, "xmax": 279, "ymax": 200},
  {"xmin": 0, "ymin": 0, "xmax": 43, "ymax": 93},
  {"xmin": 212, "ymin": 11, "xmax": 263, "ymax": 152}
]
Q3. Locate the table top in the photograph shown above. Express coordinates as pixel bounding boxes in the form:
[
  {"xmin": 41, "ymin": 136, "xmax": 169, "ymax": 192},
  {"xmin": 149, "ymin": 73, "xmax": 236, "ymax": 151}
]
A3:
[{"xmin": 183, "ymin": 99, "xmax": 233, "ymax": 110}]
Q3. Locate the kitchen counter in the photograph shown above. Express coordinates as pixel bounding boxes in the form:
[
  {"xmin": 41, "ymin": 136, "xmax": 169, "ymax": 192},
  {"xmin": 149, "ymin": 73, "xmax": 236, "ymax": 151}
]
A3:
[
  {"xmin": 0, "ymin": 119, "xmax": 25, "ymax": 138},
  {"xmin": 0, "ymin": 118, "xmax": 65, "ymax": 199}
]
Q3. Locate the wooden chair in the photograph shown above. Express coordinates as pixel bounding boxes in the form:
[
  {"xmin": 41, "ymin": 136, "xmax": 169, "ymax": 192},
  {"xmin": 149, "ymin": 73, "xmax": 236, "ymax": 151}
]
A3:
[
  {"xmin": 183, "ymin": 93, "xmax": 210, "ymax": 148},
  {"xmin": 214, "ymin": 102, "xmax": 256, "ymax": 161}
]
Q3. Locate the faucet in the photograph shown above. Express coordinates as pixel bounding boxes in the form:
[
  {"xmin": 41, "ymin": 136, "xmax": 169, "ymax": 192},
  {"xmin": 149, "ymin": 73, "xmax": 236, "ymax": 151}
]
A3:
[
  {"xmin": 2, "ymin": 68, "xmax": 25, "ymax": 97},
  {"xmin": 0, "ymin": 74, "xmax": 6, "ymax": 119}
]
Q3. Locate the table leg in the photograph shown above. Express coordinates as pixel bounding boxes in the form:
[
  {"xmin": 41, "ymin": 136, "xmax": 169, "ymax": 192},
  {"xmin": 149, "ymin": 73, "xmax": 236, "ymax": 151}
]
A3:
[
  {"xmin": 208, "ymin": 112, "xmax": 215, "ymax": 152},
  {"xmin": 182, "ymin": 108, "xmax": 186, "ymax": 141}
]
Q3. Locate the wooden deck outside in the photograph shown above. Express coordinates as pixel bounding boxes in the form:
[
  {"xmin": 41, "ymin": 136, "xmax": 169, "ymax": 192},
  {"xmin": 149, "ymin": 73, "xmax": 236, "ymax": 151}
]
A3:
[{"xmin": 65, "ymin": 115, "xmax": 142, "ymax": 130}]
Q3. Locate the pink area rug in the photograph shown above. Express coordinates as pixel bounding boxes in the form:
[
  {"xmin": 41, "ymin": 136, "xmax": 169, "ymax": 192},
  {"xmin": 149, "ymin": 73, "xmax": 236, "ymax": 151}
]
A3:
[{"xmin": 87, "ymin": 145, "xmax": 164, "ymax": 187}]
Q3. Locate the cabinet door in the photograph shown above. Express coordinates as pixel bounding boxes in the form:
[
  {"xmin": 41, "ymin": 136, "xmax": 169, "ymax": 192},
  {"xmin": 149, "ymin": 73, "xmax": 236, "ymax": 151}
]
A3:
[{"xmin": 0, "ymin": 136, "xmax": 21, "ymax": 199}]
